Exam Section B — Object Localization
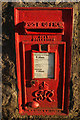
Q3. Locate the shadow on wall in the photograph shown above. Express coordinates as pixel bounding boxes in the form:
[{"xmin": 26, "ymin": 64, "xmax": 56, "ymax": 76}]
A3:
[
  {"xmin": 2, "ymin": 2, "xmax": 19, "ymax": 119},
  {"xmin": 69, "ymin": 78, "xmax": 74, "ymax": 110},
  {"xmin": 2, "ymin": 2, "xmax": 18, "ymax": 103},
  {"xmin": 2, "ymin": 2, "xmax": 15, "ymax": 62},
  {"xmin": 2, "ymin": 2, "xmax": 17, "ymax": 80}
]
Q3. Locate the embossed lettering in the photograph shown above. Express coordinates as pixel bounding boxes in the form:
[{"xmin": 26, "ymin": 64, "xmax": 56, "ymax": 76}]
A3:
[
  {"xmin": 26, "ymin": 21, "xmax": 64, "ymax": 28},
  {"xmin": 33, "ymin": 90, "xmax": 54, "ymax": 102}
]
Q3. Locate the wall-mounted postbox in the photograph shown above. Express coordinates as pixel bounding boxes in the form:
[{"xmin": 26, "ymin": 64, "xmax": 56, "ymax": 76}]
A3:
[{"xmin": 14, "ymin": 7, "xmax": 73, "ymax": 115}]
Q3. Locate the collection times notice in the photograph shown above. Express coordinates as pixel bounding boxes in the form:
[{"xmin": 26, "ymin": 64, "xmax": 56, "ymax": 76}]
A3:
[{"xmin": 34, "ymin": 53, "xmax": 54, "ymax": 78}]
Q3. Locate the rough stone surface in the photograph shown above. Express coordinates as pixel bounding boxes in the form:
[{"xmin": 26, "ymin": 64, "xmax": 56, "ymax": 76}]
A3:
[{"xmin": 2, "ymin": 2, "xmax": 80, "ymax": 120}]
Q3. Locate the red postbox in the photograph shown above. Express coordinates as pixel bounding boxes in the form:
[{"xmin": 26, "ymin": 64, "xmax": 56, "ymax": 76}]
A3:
[{"xmin": 14, "ymin": 7, "xmax": 73, "ymax": 115}]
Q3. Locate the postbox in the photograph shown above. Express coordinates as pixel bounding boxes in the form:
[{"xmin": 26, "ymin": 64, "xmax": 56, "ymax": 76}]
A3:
[{"xmin": 14, "ymin": 7, "xmax": 73, "ymax": 115}]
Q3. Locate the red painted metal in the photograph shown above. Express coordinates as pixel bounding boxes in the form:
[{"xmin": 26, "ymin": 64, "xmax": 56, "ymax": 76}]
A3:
[{"xmin": 14, "ymin": 7, "xmax": 73, "ymax": 116}]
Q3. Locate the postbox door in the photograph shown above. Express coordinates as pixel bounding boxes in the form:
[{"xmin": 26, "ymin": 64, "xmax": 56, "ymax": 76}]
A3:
[{"xmin": 22, "ymin": 41, "xmax": 66, "ymax": 110}]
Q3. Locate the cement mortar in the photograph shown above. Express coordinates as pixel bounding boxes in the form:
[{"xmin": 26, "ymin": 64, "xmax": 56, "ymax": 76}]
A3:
[{"xmin": 2, "ymin": 2, "xmax": 80, "ymax": 120}]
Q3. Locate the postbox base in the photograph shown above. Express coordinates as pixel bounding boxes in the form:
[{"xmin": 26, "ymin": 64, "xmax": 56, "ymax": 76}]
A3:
[{"xmin": 20, "ymin": 109, "xmax": 67, "ymax": 116}]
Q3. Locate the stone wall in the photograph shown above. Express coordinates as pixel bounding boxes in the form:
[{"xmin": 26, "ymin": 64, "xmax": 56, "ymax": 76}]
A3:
[{"xmin": 2, "ymin": 2, "xmax": 80, "ymax": 120}]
